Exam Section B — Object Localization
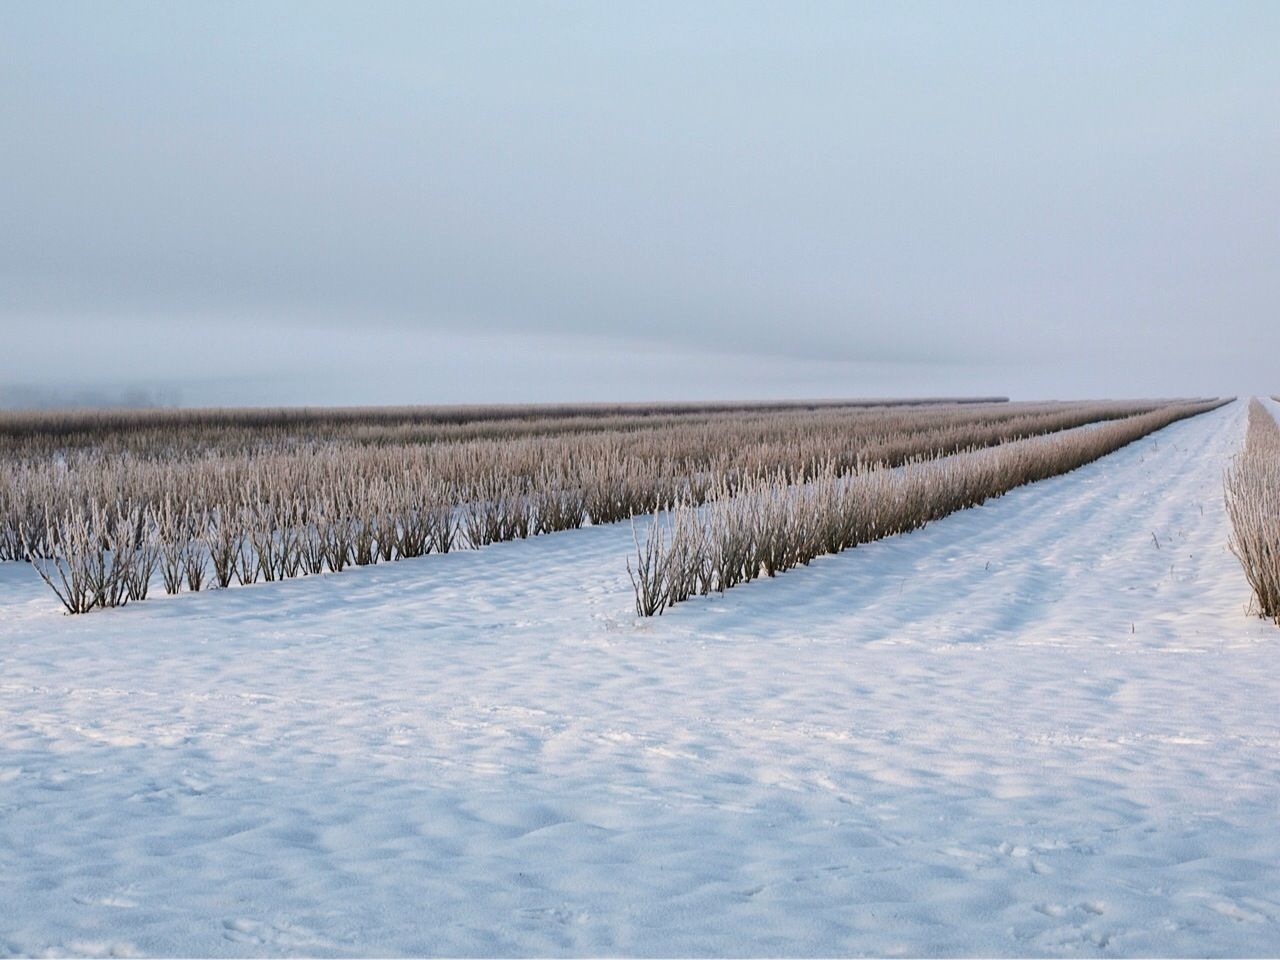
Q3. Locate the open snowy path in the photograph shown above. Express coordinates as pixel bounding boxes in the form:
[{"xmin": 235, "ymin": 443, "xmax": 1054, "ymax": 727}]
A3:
[{"xmin": 1, "ymin": 399, "xmax": 1278, "ymax": 956}]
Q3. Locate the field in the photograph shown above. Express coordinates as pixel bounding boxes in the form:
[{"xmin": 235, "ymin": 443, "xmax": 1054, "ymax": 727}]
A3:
[
  {"xmin": 2, "ymin": 397, "xmax": 1280, "ymax": 956},
  {"xmin": 0, "ymin": 398, "xmax": 1215, "ymax": 611}
]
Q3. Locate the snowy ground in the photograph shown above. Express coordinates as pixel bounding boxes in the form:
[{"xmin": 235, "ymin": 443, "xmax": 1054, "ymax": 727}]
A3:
[{"xmin": 1, "ymin": 398, "xmax": 1278, "ymax": 957}]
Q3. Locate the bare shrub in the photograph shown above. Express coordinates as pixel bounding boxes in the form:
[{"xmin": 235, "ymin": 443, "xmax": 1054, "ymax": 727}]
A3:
[
  {"xmin": 320, "ymin": 505, "xmax": 355, "ymax": 574},
  {"xmin": 183, "ymin": 531, "xmax": 209, "ymax": 592},
  {"xmin": 627, "ymin": 518, "xmax": 671, "ymax": 617},
  {"xmin": 123, "ymin": 512, "xmax": 160, "ymax": 602},
  {"xmin": 22, "ymin": 507, "xmax": 98, "ymax": 614},
  {"xmin": 206, "ymin": 505, "xmax": 242, "ymax": 589},
  {"xmin": 22, "ymin": 503, "xmax": 141, "ymax": 613},
  {"xmin": 1225, "ymin": 399, "xmax": 1280, "ymax": 623},
  {"xmin": 156, "ymin": 499, "xmax": 188, "ymax": 595}
]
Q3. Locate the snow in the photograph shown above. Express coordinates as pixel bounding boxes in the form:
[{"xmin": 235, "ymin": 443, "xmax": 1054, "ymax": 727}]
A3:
[{"xmin": 1, "ymin": 398, "xmax": 1278, "ymax": 957}]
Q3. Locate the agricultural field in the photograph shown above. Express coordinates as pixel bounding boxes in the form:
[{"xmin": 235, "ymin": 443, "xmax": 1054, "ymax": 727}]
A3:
[{"xmin": 2, "ymin": 396, "xmax": 1279, "ymax": 956}]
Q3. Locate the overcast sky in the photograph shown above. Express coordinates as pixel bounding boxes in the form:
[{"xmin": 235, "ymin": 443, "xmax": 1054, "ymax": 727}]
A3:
[{"xmin": 2, "ymin": 1, "xmax": 1277, "ymax": 406}]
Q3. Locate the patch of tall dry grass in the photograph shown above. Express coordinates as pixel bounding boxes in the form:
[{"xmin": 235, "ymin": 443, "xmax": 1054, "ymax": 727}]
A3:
[
  {"xmin": 1224, "ymin": 399, "xmax": 1280, "ymax": 624},
  {"xmin": 629, "ymin": 400, "xmax": 1226, "ymax": 615}
]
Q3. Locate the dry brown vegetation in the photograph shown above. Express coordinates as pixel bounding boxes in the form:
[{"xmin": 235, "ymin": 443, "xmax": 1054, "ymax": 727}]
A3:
[
  {"xmin": 1224, "ymin": 399, "xmax": 1280, "ymax": 624},
  {"xmin": 629, "ymin": 400, "xmax": 1226, "ymax": 615},
  {"xmin": 1, "ymin": 398, "xmax": 1206, "ymax": 614},
  {"xmin": 0, "ymin": 397, "xmax": 1009, "ymax": 457}
]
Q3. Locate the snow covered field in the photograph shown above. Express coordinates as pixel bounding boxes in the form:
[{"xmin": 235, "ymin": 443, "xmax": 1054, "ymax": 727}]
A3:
[{"xmin": 1, "ymin": 398, "xmax": 1278, "ymax": 957}]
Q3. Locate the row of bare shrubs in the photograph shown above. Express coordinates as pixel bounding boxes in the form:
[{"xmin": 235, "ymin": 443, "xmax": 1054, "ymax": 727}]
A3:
[
  {"xmin": 1224, "ymin": 399, "xmax": 1280, "ymax": 624},
  {"xmin": 4, "ymin": 400, "xmax": 1196, "ymax": 613},
  {"xmin": 26, "ymin": 483, "xmax": 460, "ymax": 614},
  {"xmin": 628, "ymin": 400, "xmax": 1226, "ymax": 615},
  {"xmin": 2, "ymin": 397, "xmax": 1169, "ymax": 466},
  {"xmin": 0, "ymin": 397, "xmax": 1009, "ymax": 458}
]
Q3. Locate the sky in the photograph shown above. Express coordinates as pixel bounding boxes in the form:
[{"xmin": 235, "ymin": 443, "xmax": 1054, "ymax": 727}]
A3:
[{"xmin": 1, "ymin": 1, "xmax": 1277, "ymax": 406}]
